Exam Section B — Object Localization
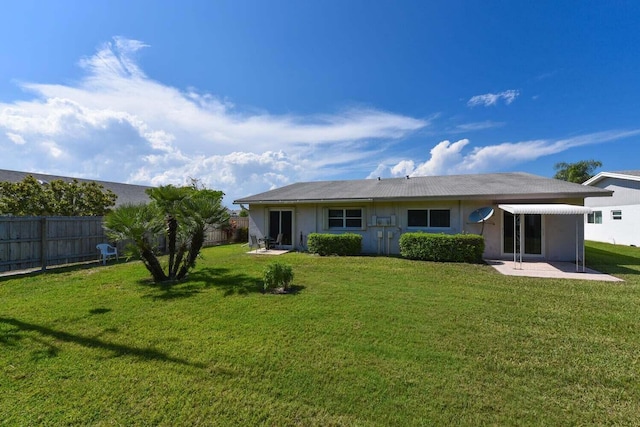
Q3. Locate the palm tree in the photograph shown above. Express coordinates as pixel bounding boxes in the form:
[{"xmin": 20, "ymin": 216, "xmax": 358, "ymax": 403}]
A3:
[
  {"xmin": 103, "ymin": 203, "xmax": 167, "ymax": 282},
  {"xmin": 553, "ymin": 160, "xmax": 602, "ymax": 183},
  {"xmin": 103, "ymin": 185, "xmax": 228, "ymax": 283},
  {"xmin": 174, "ymin": 190, "xmax": 229, "ymax": 279}
]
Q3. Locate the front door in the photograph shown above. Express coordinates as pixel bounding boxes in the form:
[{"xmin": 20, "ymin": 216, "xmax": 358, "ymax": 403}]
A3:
[
  {"xmin": 503, "ymin": 212, "xmax": 543, "ymax": 256},
  {"xmin": 269, "ymin": 210, "xmax": 293, "ymax": 248}
]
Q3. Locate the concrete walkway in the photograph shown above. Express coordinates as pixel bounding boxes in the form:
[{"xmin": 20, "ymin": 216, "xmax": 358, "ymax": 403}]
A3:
[{"xmin": 486, "ymin": 259, "xmax": 623, "ymax": 282}]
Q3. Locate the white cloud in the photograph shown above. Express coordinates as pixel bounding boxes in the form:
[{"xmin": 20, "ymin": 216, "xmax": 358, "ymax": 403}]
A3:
[
  {"xmin": 381, "ymin": 130, "xmax": 640, "ymax": 178},
  {"xmin": 6, "ymin": 132, "xmax": 25, "ymax": 144},
  {"xmin": 0, "ymin": 37, "xmax": 427, "ymax": 203},
  {"xmin": 454, "ymin": 121, "xmax": 504, "ymax": 132},
  {"xmin": 41, "ymin": 140, "xmax": 64, "ymax": 158},
  {"xmin": 390, "ymin": 160, "xmax": 415, "ymax": 177},
  {"xmin": 366, "ymin": 163, "xmax": 389, "ymax": 179},
  {"xmin": 467, "ymin": 90, "xmax": 520, "ymax": 107},
  {"xmin": 412, "ymin": 139, "xmax": 470, "ymax": 176}
]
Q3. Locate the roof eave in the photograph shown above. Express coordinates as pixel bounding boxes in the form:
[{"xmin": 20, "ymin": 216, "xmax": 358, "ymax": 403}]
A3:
[
  {"xmin": 583, "ymin": 172, "xmax": 640, "ymax": 186},
  {"xmin": 233, "ymin": 198, "xmax": 375, "ymax": 205},
  {"xmin": 235, "ymin": 190, "xmax": 612, "ymax": 205}
]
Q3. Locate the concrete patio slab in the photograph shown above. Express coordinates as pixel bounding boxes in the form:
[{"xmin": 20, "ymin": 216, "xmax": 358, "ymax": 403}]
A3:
[
  {"xmin": 246, "ymin": 249, "xmax": 290, "ymax": 256},
  {"xmin": 486, "ymin": 259, "xmax": 623, "ymax": 282}
]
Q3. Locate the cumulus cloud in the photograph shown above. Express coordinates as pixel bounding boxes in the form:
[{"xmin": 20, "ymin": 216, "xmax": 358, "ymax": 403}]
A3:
[
  {"xmin": 0, "ymin": 37, "xmax": 427, "ymax": 203},
  {"xmin": 390, "ymin": 160, "xmax": 416, "ymax": 177},
  {"xmin": 6, "ymin": 132, "xmax": 25, "ymax": 144},
  {"xmin": 411, "ymin": 139, "xmax": 470, "ymax": 176},
  {"xmin": 467, "ymin": 90, "xmax": 520, "ymax": 107},
  {"xmin": 379, "ymin": 130, "xmax": 640, "ymax": 178}
]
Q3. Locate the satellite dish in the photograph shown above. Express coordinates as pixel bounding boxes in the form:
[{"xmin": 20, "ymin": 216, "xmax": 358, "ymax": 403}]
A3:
[
  {"xmin": 468, "ymin": 207, "xmax": 494, "ymax": 235},
  {"xmin": 469, "ymin": 207, "xmax": 494, "ymax": 223}
]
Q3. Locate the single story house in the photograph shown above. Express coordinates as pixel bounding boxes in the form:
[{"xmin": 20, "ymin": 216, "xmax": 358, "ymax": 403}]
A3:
[
  {"xmin": 0, "ymin": 169, "xmax": 152, "ymax": 207},
  {"xmin": 234, "ymin": 172, "xmax": 612, "ymax": 261},
  {"xmin": 583, "ymin": 170, "xmax": 640, "ymax": 246}
]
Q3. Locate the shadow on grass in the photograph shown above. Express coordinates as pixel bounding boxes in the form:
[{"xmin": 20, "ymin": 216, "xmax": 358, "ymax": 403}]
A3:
[
  {"xmin": 0, "ymin": 259, "xmax": 129, "ymax": 283},
  {"xmin": 139, "ymin": 267, "xmax": 265, "ymax": 300},
  {"xmin": 0, "ymin": 317, "xmax": 205, "ymax": 368},
  {"xmin": 89, "ymin": 307, "xmax": 112, "ymax": 315},
  {"xmin": 191, "ymin": 267, "xmax": 264, "ymax": 296},
  {"xmin": 586, "ymin": 247, "xmax": 640, "ymax": 276},
  {"xmin": 263, "ymin": 284, "xmax": 306, "ymax": 295}
]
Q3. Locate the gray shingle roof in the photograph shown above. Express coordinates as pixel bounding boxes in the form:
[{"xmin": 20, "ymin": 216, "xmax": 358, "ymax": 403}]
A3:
[
  {"xmin": 0, "ymin": 169, "xmax": 152, "ymax": 206},
  {"xmin": 234, "ymin": 172, "xmax": 612, "ymax": 204}
]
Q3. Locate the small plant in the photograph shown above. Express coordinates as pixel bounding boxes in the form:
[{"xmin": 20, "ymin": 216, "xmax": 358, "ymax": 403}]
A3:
[{"xmin": 263, "ymin": 261, "xmax": 294, "ymax": 293}]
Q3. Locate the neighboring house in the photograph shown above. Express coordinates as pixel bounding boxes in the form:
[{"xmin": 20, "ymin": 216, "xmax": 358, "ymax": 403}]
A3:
[
  {"xmin": 583, "ymin": 170, "xmax": 640, "ymax": 246},
  {"xmin": 0, "ymin": 169, "xmax": 152, "ymax": 207},
  {"xmin": 234, "ymin": 172, "xmax": 612, "ymax": 261}
]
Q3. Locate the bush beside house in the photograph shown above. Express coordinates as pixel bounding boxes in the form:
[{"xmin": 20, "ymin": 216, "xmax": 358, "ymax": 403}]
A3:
[
  {"xmin": 307, "ymin": 233, "xmax": 362, "ymax": 256},
  {"xmin": 399, "ymin": 232, "xmax": 484, "ymax": 263}
]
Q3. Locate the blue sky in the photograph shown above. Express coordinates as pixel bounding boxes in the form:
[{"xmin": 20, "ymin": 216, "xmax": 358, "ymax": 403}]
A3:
[{"xmin": 1, "ymin": 1, "xmax": 639, "ymax": 205}]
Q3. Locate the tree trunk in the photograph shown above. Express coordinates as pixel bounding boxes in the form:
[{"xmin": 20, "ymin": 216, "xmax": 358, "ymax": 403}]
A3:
[
  {"xmin": 166, "ymin": 216, "xmax": 178, "ymax": 277},
  {"xmin": 177, "ymin": 227, "xmax": 205, "ymax": 280},
  {"xmin": 171, "ymin": 243, "xmax": 188, "ymax": 280},
  {"xmin": 140, "ymin": 246, "xmax": 168, "ymax": 282}
]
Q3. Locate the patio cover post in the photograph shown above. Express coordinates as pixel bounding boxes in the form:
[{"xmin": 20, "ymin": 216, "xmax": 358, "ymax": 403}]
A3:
[
  {"xmin": 575, "ymin": 215, "xmax": 587, "ymax": 273},
  {"xmin": 498, "ymin": 204, "xmax": 593, "ymax": 272},
  {"xmin": 582, "ymin": 215, "xmax": 586, "ymax": 273},
  {"xmin": 513, "ymin": 213, "xmax": 517, "ymax": 269},
  {"xmin": 575, "ymin": 218, "xmax": 579, "ymax": 273},
  {"xmin": 519, "ymin": 213, "xmax": 524, "ymax": 270}
]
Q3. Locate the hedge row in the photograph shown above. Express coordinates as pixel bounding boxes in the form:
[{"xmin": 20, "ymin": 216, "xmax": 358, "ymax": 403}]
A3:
[
  {"xmin": 399, "ymin": 232, "xmax": 484, "ymax": 263},
  {"xmin": 307, "ymin": 233, "xmax": 362, "ymax": 256}
]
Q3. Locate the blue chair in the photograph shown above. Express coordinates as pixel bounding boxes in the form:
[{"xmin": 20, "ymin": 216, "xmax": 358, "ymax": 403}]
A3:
[{"xmin": 97, "ymin": 243, "xmax": 118, "ymax": 265}]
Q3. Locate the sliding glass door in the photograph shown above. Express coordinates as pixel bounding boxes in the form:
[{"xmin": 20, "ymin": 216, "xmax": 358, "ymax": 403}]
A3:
[
  {"xmin": 503, "ymin": 211, "xmax": 543, "ymax": 255},
  {"xmin": 269, "ymin": 210, "xmax": 293, "ymax": 247}
]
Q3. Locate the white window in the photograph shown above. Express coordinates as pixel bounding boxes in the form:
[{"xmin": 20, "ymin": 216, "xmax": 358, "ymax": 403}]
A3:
[
  {"xmin": 587, "ymin": 211, "xmax": 602, "ymax": 224},
  {"xmin": 328, "ymin": 208, "xmax": 363, "ymax": 229},
  {"xmin": 612, "ymin": 210, "xmax": 622, "ymax": 220},
  {"xmin": 407, "ymin": 209, "xmax": 451, "ymax": 228}
]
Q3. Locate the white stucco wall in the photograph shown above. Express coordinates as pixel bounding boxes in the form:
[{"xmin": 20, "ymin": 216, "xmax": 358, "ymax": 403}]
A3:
[
  {"xmin": 585, "ymin": 177, "xmax": 640, "ymax": 207},
  {"xmin": 544, "ymin": 213, "xmax": 585, "ymax": 261},
  {"xmin": 584, "ymin": 176, "xmax": 640, "ymax": 246},
  {"xmin": 585, "ymin": 204, "xmax": 640, "ymax": 246}
]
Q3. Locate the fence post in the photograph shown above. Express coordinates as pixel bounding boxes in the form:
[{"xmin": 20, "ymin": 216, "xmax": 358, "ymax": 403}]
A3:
[{"xmin": 41, "ymin": 217, "xmax": 48, "ymax": 272}]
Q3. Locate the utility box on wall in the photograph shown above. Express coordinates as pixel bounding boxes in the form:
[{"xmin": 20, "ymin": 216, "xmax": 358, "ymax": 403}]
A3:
[{"xmin": 372, "ymin": 215, "xmax": 396, "ymax": 226}]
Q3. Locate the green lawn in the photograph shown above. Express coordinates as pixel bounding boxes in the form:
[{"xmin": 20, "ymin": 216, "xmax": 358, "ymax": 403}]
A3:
[{"xmin": 2, "ymin": 242, "xmax": 640, "ymax": 425}]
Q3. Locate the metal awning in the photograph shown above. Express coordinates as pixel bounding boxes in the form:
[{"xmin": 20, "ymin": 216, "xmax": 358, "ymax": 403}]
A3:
[
  {"xmin": 498, "ymin": 204, "xmax": 590, "ymax": 273},
  {"xmin": 498, "ymin": 204, "xmax": 592, "ymax": 215}
]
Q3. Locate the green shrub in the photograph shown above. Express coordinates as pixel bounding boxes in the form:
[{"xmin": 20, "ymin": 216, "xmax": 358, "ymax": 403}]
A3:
[
  {"xmin": 307, "ymin": 233, "xmax": 362, "ymax": 256},
  {"xmin": 263, "ymin": 262, "xmax": 294, "ymax": 292},
  {"xmin": 233, "ymin": 227, "xmax": 248, "ymax": 243},
  {"xmin": 399, "ymin": 232, "xmax": 485, "ymax": 263}
]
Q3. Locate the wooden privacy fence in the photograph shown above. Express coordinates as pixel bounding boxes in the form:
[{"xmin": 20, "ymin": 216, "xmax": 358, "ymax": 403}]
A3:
[
  {"xmin": 0, "ymin": 215, "xmax": 250, "ymax": 273},
  {"xmin": 203, "ymin": 216, "xmax": 249, "ymax": 247},
  {"xmin": 0, "ymin": 216, "xmax": 107, "ymax": 272}
]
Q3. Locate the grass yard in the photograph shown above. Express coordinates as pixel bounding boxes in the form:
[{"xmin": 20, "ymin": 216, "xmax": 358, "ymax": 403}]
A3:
[{"xmin": 2, "ymin": 242, "xmax": 640, "ymax": 425}]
